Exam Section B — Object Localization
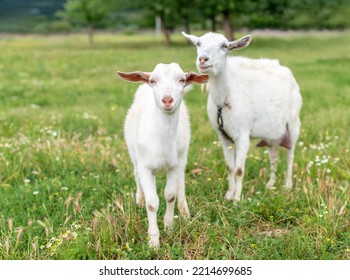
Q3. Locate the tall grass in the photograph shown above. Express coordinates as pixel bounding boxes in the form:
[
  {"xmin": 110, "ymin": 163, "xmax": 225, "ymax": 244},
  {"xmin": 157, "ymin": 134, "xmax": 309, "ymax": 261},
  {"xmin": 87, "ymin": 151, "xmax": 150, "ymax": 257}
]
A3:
[{"xmin": 0, "ymin": 32, "xmax": 349, "ymax": 259}]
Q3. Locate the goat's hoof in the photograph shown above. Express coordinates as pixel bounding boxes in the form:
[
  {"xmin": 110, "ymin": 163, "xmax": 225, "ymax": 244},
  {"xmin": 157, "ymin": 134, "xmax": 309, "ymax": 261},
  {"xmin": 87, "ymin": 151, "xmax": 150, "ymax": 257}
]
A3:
[
  {"xmin": 179, "ymin": 208, "xmax": 190, "ymax": 219},
  {"xmin": 265, "ymin": 180, "xmax": 275, "ymax": 190},
  {"xmin": 233, "ymin": 196, "xmax": 241, "ymax": 202},
  {"xmin": 163, "ymin": 216, "xmax": 174, "ymax": 229},
  {"xmin": 148, "ymin": 239, "xmax": 160, "ymax": 248},
  {"xmin": 285, "ymin": 181, "xmax": 293, "ymax": 190},
  {"xmin": 136, "ymin": 196, "xmax": 145, "ymax": 207},
  {"xmin": 178, "ymin": 201, "xmax": 190, "ymax": 218},
  {"xmin": 164, "ymin": 225, "xmax": 173, "ymax": 231},
  {"xmin": 224, "ymin": 191, "xmax": 235, "ymax": 201}
]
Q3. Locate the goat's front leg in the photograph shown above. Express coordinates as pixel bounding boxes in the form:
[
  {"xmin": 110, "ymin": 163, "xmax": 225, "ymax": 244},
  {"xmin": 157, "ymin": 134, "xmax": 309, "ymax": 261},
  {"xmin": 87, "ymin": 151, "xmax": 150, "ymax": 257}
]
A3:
[
  {"xmin": 137, "ymin": 166, "xmax": 159, "ymax": 247},
  {"xmin": 218, "ymin": 134, "xmax": 236, "ymax": 201},
  {"xmin": 234, "ymin": 134, "xmax": 250, "ymax": 201}
]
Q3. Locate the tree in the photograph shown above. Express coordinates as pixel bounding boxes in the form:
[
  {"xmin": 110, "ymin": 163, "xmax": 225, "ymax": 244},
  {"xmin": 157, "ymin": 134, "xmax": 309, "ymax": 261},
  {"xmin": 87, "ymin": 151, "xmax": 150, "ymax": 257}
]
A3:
[
  {"xmin": 198, "ymin": 0, "xmax": 248, "ymax": 40},
  {"xmin": 174, "ymin": 0, "xmax": 198, "ymax": 35},
  {"xmin": 138, "ymin": 0, "xmax": 178, "ymax": 45},
  {"xmin": 220, "ymin": 1, "xmax": 235, "ymax": 41},
  {"xmin": 286, "ymin": 0, "xmax": 349, "ymax": 29},
  {"xmin": 57, "ymin": 0, "xmax": 113, "ymax": 44},
  {"xmin": 198, "ymin": 0, "xmax": 220, "ymax": 32}
]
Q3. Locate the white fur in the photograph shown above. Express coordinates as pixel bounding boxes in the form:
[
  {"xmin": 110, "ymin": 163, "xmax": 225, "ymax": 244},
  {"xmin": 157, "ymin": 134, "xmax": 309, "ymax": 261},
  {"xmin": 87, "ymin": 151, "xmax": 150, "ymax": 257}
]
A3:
[
  {"xmin": 119, "ymin": 63, "xmax": 207, "ymax": 247},
  {"xmin": 183, "ymin": 32, "xmax": 302, "ymax": 201}
]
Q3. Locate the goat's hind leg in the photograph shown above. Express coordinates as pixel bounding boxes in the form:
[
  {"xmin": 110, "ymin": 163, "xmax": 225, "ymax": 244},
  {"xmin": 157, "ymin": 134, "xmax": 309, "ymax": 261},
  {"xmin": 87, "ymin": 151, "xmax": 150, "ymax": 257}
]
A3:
[
  {"xmin": 285, "ymin": 119, "xmax": 301, "ymax": 189},
  {"xmin": 176, "ymin": 169, "xmax": 190, "ymax": 218},
  {"xmin": 257, "ymin": 139, "xmax": 279, "ymax": 189},
  {"xmin": 134, "ymin": 168, "xmax": 145, "ymax": 207},
  {"xmin": 164, "ymin": 167, "xmax": 186, "ymax": 229},
  {"xmin": 266, "ymin": 142, "xmax": 279, "ymax": 189}
]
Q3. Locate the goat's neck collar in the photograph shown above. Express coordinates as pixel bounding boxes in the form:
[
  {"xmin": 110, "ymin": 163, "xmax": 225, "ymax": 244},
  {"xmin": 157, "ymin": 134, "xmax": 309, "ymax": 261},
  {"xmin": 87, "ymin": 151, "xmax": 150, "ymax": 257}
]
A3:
[
  {"xmin": 208, "ymin": 66, "xmax": 234, "ymax": 144},
  {"xmin": 217, "ymin": 105, "xmax": 234, "ymax": 144}
]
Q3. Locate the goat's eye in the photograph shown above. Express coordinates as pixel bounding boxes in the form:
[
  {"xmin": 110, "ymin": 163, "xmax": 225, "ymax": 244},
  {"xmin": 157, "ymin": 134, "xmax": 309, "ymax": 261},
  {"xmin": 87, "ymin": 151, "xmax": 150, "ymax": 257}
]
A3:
[
  {"xmin": 179, "ymin": 78, "xmax": 186, "ymax": 85},
  {"xmin": 196, "ymin": 41, "xmax": 201, "ymax": 47},
  {"xmin": 221, "ymin": 44, "xmax": 228, "ymax": 49},
  {"xmin": 149, "ymin": 79, "xmax": 157, "ymax": 86}
]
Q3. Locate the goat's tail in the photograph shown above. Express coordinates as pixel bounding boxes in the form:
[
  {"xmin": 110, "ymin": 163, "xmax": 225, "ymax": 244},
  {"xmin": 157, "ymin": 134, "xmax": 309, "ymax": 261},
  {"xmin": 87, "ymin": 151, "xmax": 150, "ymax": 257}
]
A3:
[{"xmin": 201, "ymin": 83, "xmax": 208, "ymax": 94}]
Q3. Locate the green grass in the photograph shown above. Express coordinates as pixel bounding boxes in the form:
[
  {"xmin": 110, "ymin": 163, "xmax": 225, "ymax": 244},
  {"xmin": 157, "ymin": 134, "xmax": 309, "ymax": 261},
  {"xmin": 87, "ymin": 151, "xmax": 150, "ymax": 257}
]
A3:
[{"xmin": 0, "ymin": 31, "xmax": 350, "ymax": 260}]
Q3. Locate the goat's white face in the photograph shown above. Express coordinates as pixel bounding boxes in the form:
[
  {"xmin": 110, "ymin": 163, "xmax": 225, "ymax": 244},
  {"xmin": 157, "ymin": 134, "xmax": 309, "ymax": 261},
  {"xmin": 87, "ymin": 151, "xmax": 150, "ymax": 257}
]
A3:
[
  {"xmin": 149, "ymin": 63, "xmax": 188, "ymax": 114},
  {"xmin": 117, "ymin": 63, "xmax": 209, "ymax": 114},
  {"xmin": 182, "ymin": 32, "xmax": 252, "ymax": 76}
]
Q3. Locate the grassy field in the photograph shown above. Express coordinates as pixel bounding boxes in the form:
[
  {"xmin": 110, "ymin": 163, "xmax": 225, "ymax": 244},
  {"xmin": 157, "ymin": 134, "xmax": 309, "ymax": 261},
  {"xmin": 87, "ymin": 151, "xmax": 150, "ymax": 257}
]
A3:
[{"xmin": 0, "ymin": 31, "xmax": 350, "ymax": 260}]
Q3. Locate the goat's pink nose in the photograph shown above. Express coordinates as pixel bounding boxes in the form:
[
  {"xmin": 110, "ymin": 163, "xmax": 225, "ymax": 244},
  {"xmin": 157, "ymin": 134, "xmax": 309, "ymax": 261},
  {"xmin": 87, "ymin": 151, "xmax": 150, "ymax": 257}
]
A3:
[
  {"xmin": 162, "ymin": 96, "xmax": 174, "ymax": 106},
  {"xmin": 199, "ymin": 56, "xmax": 209, "ymax": 64}
]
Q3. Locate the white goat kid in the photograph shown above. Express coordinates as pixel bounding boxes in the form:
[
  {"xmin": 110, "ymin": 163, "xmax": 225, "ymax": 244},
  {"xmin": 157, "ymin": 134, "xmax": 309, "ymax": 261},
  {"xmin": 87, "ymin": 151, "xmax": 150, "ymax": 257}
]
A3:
[
  {"xmin": 182, "ymin": 32, "xmax": 302, "ymax": 201},
  {"xmin": 118, "ymin": 63, "xmax": 208, "ymax": 247}
]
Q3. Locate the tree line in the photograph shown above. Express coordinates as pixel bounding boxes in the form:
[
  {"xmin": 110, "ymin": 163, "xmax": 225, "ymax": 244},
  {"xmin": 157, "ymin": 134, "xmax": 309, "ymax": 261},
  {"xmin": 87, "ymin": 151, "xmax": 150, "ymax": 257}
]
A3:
[
  {"xmin": 1, "ymin": 0, "xmax": 349, "ymax": 44},
  {"xmin": 58, "ymin": 0, "xmax": 350, "ymax": 44}
]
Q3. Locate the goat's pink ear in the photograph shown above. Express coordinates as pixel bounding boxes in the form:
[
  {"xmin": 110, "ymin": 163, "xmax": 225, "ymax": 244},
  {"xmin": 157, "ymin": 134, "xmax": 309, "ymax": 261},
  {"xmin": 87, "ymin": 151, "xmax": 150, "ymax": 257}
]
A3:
[
  {"xmin": 185, "ymin": 72, "xmax": 209, "ymax": 85},
  {"xmin": 228, "ymin": 35, "xmax": 252, "ymax": 51},
  {"xmin": 117, "ymin": 71, "xmax": 150, "ymax": 83}
]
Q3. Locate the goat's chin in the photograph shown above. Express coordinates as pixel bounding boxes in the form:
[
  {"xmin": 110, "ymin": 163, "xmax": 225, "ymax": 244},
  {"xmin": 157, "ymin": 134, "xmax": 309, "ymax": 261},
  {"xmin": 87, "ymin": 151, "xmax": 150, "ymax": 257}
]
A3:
[
  {"xmin": 161, "ymin": 106, "xmax": 176, "ymax": 114},
  {"xmin": 197, "ymin": 66, "xmax": 214, "ymax": 75}
]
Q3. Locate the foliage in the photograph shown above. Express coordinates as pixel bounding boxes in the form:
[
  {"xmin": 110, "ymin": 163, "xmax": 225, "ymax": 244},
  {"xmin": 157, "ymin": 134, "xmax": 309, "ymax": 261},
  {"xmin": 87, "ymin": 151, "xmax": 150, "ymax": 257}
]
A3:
[
  {"xmin": 57, "ymin": 0, "xmax": 113, "ymax": 27},
  {"xmin": 246, "ymin": 0, "xmax": 350, "ymax": 29},
  {"xmin": 0, "ymin": 32, "xmax": 350, "ymax": 259},
  {"xmin": 56, "ymin": 0, "xmax": 114, "ymax": 44},
  {"xmin": 1, "ymin": 0, "xmax": 349, "ymax": 35}
]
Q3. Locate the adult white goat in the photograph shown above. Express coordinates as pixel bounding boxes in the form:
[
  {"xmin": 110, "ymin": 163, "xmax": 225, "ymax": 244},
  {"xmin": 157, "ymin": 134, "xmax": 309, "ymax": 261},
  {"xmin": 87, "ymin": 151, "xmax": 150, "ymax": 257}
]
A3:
[
  {"xmin": 117, "ymin": 63, "xmax": 208, "ymax": 247},
  {"xmin": 182, "ymin": 32, "xmax": 302, "ymax": 201}
]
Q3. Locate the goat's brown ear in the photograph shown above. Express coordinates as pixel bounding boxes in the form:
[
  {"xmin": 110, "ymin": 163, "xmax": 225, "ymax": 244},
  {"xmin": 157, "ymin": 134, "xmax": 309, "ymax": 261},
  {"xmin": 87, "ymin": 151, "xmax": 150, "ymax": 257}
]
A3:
[
  {"xmin": 228, "ymin": 35, "xmax": 252, "ymax": 51},
  {"xmin": 117, "ymin": 71, "xmax": 151, "ymax": 83},
  {"xmin": 185, "ymin": 72, "xmax": 209, "ymax": 85}
]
